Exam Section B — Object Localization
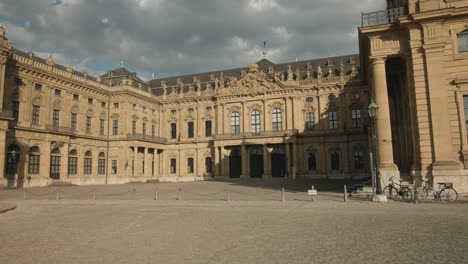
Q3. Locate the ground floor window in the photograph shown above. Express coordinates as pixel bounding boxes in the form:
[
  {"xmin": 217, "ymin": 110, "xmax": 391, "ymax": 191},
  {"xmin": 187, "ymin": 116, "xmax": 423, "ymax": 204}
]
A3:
[
  {"xmin": 68, "ymin": 157, "xmax": 77, "ymax": 174},
  {"xmin": 111, "ymin": 160, "xmax": 117, "ymax": 174},
  {"xmin": 84, "ymin": 151, "xmax": 92, "ymax": 175},
  {"xmin": 308, "ymin": 153, "xmax": 316, "ymax": 171},
  {"xmin": 331, "ymin": 151, "xmax": 340, "ymax": 170},
  {"xmin": 187, "ymin": 158, "xmax": 194, "ymax": 173},
  {"xmin": 28, "ymin": 154, "xmax": 40, "ymax": 174},
  {"xmin": 170, "ymin": 158, "xmax": 177, "ymax": 174},
  {"xmin": 354, "ymin": 150, "xmax": 364, "ymax": 170},
  {"xmin": 205, "ymin": 157, "xmax": 212, "ymax": 173},
  {"xmin": 98, "ymin": 158, "xmax": 105, "ymax": 175}
]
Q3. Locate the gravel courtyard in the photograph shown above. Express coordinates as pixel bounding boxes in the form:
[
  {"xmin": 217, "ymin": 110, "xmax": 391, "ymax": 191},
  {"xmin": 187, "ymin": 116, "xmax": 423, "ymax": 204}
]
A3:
[{"xmin": 0, "ymin": 180, "xmax": 467, "ymax": 264}]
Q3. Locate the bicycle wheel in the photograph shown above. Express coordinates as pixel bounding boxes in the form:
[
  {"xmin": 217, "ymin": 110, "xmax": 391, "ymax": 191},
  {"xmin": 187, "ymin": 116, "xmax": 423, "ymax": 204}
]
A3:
[
  {"xmin": 439, "ymin": 188, "xmax": 458, "ymax": 203},
  {"xmin": 400, "ymin": 187, "xmax": 413, "ymax": 202},
  {"xmin": 415, "ymin": 187, "xmax": 429, "ymax": 201},
  {"xmin": 383, "ymin": 186, "xmax": 397, "ymax": 199}
]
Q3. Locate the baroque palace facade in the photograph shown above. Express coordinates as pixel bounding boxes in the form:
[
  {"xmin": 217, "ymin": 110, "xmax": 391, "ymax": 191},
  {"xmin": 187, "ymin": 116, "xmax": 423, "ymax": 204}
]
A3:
[{"xmin": 2, "ymin": 0, "xmax": 468, "ymax": 192}]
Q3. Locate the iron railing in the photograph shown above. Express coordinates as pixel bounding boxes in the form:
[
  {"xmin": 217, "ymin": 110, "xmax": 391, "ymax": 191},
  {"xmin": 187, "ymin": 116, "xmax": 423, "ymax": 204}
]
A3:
[
  {"xmin": 127, "ymin": 133, "xmax": 168, "ymax": 144},
  {"xmin": 213, "ymin": 129, "xmax": 298, "ymax": 140},
  {"xmin": 361, "ymin": 7, "xmax": 408, "ymax": 27}
]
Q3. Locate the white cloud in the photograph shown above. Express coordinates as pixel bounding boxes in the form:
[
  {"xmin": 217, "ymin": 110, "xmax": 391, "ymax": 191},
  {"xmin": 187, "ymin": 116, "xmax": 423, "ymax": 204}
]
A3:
[
  {"xmin": 101, "ymin": 17, "xmax": 109, "ymax": 24},
  {"xmin": 187, "ymin": 34, "xmax": 200, "ymax": 45},
  {"xmin": 247, "ymin": 0, "xmax": 280, "ymax": 11}
]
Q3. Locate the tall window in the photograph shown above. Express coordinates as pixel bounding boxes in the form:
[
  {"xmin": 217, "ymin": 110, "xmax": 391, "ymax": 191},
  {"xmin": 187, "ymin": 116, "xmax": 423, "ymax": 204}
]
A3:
[
  {"xmin": 142, "ymin": 123, "xmax": 147, "ymax": 135},
  {"xmin": 272, "ymin": 108, "xmax": 283, "ymax": 131},
  {"xmin": 28, "ymin": 147, "xmax": 40, "ymax": 174},
  {"xmin": 84, "ymin": 151, "xmax": 92, "ymax": 175},
  {"xmin": 111, "ymin": 160, "xmax": 117, "ymax": 174},
  {"xmin": 464, "ymin": 96, "xmax": 468, "ymax": 135},
  {"xmin": 32, "ymin": 105, "xmax": 40, "ymax": 125},
  {"xmin": 305, "ymin": 112, "xmax": 315, "ymax": 130},
  {"xmin": 50, "ymin": 148, "xmax": 61, "ymax": 179},
  {"xmin": 328, "ymin": 111, "xmax": 338, "ymax": 129},
  {"xmin": 354, "ymin": 150, "xmax": 364, "ymax": 170},
  {"xmin": 53, "ymin": 109, "xmax": 60, "ymax": 127},
  {"xmin": 308, "ymin": 152, "xmax": 317, "ymax": 171},
  {"xmin": 331, "ymin": 151, "xmax": 340, "ymax": 170},
  {"xmin": 98, "ymin": 152, "xmax": 105, "ymax": 175},
  {"xmin": 170, "ymin": 158, "xmax": 177, "ymax": 174},
  {"xmin": 171, "ymin": 123, "xmax": 177, "ymax": 139},
  {"xmin": 6, "ymin": 145, "xmax": 20, "ymax": 174},
  {"xmin": 100, "ymin": 119, "xmax": 105, "ymax": 136},
  {"xmin": 188, "ymin": 122, "xmax": 194, "ymax": 138},
  {"xmin": 205, "ymin": 120, "xmax": 212, "ymax": 137},
  {"xmin": 132, "ymin": 120, "xmax": 137, "ymax": 135},
  {"xmin": 71, "ymin": 113, "xmax": 77, "ymax": 131},
  {"xmin": 151, "ymin": 124, "xmax": 156, "ymax": 137},
  {"xmin": 86, "ymin": 116, "xmax": 92, "ymax": 133},
  {"xmin": 112, "ymin": 120, "xmax": 118, "ymax": 135},
  {"xmin": 205, "ymin": 157, "xmax": 212, "ymax": 173},
  {"xmin": 458, "ymin": 30, "xmax": 468, "ymax": 52},
  {"xmin": 68, "ymin": 150, "xmax": 78, "ymax": 175},
  {"xmin": 187, "ymin": 158, "xmax": 194, "ymax": 173},
  {"xmin": 351, "ymin": 109, "xmax": 361, "ymax": 128},
  {"xmin": 231, "ymin": 112, "xmax": 240, "ymax": 134},
  {"xmin": 12, "ymin": 101, "xmax": 19, "ymax": 120},
  {"xmin": 251, "ymin": 110, "xmax": 261, "ymax": 133}
]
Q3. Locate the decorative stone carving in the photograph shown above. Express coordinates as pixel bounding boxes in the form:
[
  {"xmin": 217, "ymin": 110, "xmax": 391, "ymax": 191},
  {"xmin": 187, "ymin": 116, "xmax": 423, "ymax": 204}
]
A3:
[
  {"xmin": 47, "ymin": 55, "xmax": 54, "ymax": 66},
  {"xmin": 287, "ymin": 65, "xmax": 293, "ymax": 81},
  {"xmin": 67, "ymin": 64, "xmax": 74, "ymax": 73}
]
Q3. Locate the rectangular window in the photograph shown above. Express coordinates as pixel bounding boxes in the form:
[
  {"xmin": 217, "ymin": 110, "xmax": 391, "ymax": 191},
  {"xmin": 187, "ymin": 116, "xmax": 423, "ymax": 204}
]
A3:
[
  {"xmin": 12, "ymin": 101, "xmax": 19, "ymax": 121},
  {"xmin": 187, "ymin": 158, "xmax": 194, "ymax": 173},
  {"xmin": 50, "ymin": 156, "xmax": 61, "ymax": 177},
  {"xmin": 71, "ymin": 113, "xmax": 77, "ymax": 131},
  {"xmin": 35, "ymin": 83, "xmax": 42, "ymax": 91},
  {"xmin": 111, "ymin": 160, "xmax": 117, "ymax": 174},
  {"xmin": 32, "ymin": 105, "xmax": 40, "ymax": 125},
  {"xmin": 68, "ymin": 157, "xmax": 77, "ymax": 174},
  {"xmin": 113, "ymin": 102, "xmax": 119, "ymax": 108},
  {"xmin": 53, "ymin": 109, "xmax": 60, "ymax": 127},
  {"xmin": 458, "ymin": 31, "xmax": 468, "ymax": 52},
  {"xmin": 88, "ymin": 98, "xmax": 93, "ymax": 104},
  {"xmin": 188, "ymin": 122, "xmax": 194, "ymax": 138},
  {"xmin": 55, "ymin": 89, "xmax": 62, "ymax": 96},
  {"xmin": 73, "ymin": 94, "xmax": 79, "ymax": 101},
  {"xmin": 251, "ymin": 111, "xmax": 261, "ymax": 133},
  {"xmin": 328, "ymin": 111, "xmax": 338, "ymax": 129},
  {"xmin": 15, "ymin": 78, "xmax": 22, "ymax": 85},
  {"xmin": 170, "ymin": 158, "xmax": 177, "ymax": 174},
  {"xmin": 354, "ymin": 151, "xmax": 364, "ymax": 170},
  {"xmin": 205, "ymin": 157, "xmax": 212, "ymax": 173},
  {"xmin": 98, "ymin": 158, "xmax": 105, "ymax": 175},
  {"xmin": 84, "ymin": 158, "xmax": 92, "ymax": 174},
  {"xmin": 205, "ymin": 120, "xmax": 212, "ymax": 137},
  {"xmin": 112, "ymin": 120, "xmax": 118, "ymax": 135},
  {"xmin": 101, "ymin": 102, "xmax": 106, "ymax": 108},
  {"xmin": 151, "ymin": 125, "xmax": 155, "ymax": 137},
  {"xmin": 351, "ymin": 109, "xmax": 361, "ymax": 128},
  {"xmin": 132, "ymin": 120, "xmax": 137, "ymax": 135},
  {"xmin": 142, "ymin": 123, "xmax": 147, "ymax": 135},
  {"xmin": 86, "ymin": 116, "xmax": 92, "ymax": 133},
  {"xmin": 28, "ymin": 155, "xmax": 40, "ymax": 174},
  {"xmin": 171, "ymin": 123, "xmax": 177, "ymax": 139},
  {"xmin": 305, "ymin": 112, "xmax": 314, "ymax": 130},
  {"xmin": 464, "ymin": 96, "xmax": 468, "ymax": 135},
  {"xmin": 272, "ymin": 109, "xmax": 283, "ymax": 131},
  {"xmin": 100, "ymin": 119, "xmax": 105, "ymax": 136}
]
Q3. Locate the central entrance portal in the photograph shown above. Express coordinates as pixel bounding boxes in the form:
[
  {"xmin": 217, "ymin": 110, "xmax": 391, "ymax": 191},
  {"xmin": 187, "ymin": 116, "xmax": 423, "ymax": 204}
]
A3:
[
  {"xmin": 250, "ymin": 147, "xmax": 263, "ymax": 178},
  {"xmin": 271, "ymin": 146, "xmax": 286, "ymax": 178},
  {"xmin": 229, "ymin": 148, "xmax": 242, "ymax": 178}
]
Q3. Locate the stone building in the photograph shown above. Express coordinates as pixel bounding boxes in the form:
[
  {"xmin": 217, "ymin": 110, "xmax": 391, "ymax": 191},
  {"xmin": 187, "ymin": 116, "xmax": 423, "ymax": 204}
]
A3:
[{"xmin": 2, "ymin": 0, "xmax": 468, "ymax": 193}]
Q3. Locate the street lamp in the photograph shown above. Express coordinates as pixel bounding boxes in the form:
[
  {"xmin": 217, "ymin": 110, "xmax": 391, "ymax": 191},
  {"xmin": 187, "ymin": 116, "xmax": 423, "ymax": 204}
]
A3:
[{"xmin": 368, "ymin": 99, "xmax": 382, "ymax": 195}]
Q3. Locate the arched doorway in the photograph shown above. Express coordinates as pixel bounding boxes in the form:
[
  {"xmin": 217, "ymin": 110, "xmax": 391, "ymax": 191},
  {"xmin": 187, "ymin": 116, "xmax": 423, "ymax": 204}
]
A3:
[
  {"xmin": 271, "ymin": 146, "xmax": 286, "ymax": 178},
  {"xmin": 229, "ymin": 148, "xmax": 242, "ymax": 178},
  {"xmin": 50, "ymin": 148, "xmax": 61, "ymax": 179},
  {"xmin": 250, "ymin": 147, "xmax": 263, "ymax": 178},
  {"xmin": 6, "ymin": 144, "xmax": 20, "ymax": 175}
]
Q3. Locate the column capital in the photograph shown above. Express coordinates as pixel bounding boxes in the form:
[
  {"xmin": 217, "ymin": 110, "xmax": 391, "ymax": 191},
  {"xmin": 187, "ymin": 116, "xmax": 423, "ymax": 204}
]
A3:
[{"xmin": 369, "ymin": 56, "xmax": 387, "ymax": 64}]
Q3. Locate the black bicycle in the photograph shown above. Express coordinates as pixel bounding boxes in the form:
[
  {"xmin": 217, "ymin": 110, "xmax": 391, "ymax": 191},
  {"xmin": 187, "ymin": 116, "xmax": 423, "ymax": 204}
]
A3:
[
  {"xmin": 383, "ymin": 176, "xmax": 413, "ymax": 202},
  {"xmin": 415, "ymin": 181, "xmax": 458, "ymax": 203}
]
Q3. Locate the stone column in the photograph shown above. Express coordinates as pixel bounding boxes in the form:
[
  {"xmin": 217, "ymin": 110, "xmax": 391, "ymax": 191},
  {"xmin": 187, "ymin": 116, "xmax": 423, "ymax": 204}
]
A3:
[
  {"xmin": 241, "ymin": 102, "xmax": 246, "ymax": 133},
  {"xmin": 263, "ymin": 145, "xmax": 271, "ymax": 178},
  {"xmin": 153, "ymin": 149, "xmax": 158, "ymax": 177},
  {"xmin": 262, "ymin": 100, "xmax": 266, "ymax": 131},
  {"xmin": 43, "ymin": 141, "xmax": 51, "ymax": 180},
  {"xmin": 241, "ymin": 145, "xmax": 249, "ymax": 178},
  {"xmin": 62, "ymin": 143, "xmax": 69, "ymax": 179},
  {"xmin": 144, "ymin": 147, "xmax": 149, "ymax": 177},
  {"xmin": 285, "ymin": 143, "xmax": 290, "ymax": 178},
  {"xmin": 133, "ymin": 146, "xmax": 137, "ymax": 177},
  {"xmin": 0, "ymin": 121, "xmax": 7, "ymax": 180},
  {"xmin": 0, "ymin": 56, "xmax": 7, "ymax": 110},
  {"xmin": 160, "ymin": 150, "xmax": 164, "ymax": 177},
  {"xmin": 371, "ymin": 57, "xmax": 398, "ymax": 174}
]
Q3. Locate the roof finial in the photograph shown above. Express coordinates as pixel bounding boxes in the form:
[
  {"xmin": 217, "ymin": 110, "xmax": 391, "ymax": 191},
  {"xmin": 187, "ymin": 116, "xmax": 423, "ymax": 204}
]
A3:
[
  {"xmin": 120, "ymin": 59, "xmax": 124, "ymax": 68},
  {"xmin": 262, "ymin": 40, "xmax": 268, "ymax": 58},
  {"xmin": 152, "ymin": 72, "xmax": 155, "ymax": 79}
]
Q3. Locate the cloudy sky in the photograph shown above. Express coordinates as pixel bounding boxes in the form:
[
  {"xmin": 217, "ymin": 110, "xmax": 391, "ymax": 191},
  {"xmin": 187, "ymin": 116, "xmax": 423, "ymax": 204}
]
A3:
[{"xmin": 0, "ymin": 0, "xmax": 385, "ymax": 80}]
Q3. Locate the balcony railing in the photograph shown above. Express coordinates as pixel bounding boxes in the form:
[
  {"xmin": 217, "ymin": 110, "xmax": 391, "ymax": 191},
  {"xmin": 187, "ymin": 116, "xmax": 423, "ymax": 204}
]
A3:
[
  {"xmin": 213, "ymin": 129, "xmax": 298, "ymax": 140},
  {"xmin": 45, "ymin": 124, "xmax": 75, "ymax": 134},
  {"xmin": 361, "ymin": 7, "xmax": 408, "ymax": 27},
  {"xmin": 127, "ymin": 133, "xmax": 168, "ymax": 144}
]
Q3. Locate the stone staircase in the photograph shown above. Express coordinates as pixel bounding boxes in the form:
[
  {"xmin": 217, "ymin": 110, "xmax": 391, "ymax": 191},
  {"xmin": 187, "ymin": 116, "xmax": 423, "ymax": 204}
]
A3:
[{"xmin": 347, "ymin": 178, "xmax": 374, "ymax": 199}]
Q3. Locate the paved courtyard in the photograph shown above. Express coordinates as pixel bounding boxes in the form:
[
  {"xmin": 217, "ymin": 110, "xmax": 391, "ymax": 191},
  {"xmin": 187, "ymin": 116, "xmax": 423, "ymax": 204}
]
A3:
[{"xmin": 0, "ymin": 180, "xmax": 467, "ymax": 264}]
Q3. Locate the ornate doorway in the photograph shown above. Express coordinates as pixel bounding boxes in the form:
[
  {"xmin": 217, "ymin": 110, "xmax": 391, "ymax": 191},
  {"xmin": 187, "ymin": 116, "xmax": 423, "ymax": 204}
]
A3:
[
  {"xmin": 271, "ymin": 146, "xmax": 286, "ymax": 178},
  {"xmin": 229, "ymin": 148, "xmax": 242, "ymax": 178}
]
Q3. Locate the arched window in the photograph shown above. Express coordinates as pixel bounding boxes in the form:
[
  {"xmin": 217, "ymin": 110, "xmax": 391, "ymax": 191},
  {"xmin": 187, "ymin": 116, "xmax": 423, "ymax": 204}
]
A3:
[
  {"xmin": 251, "ymin": 110, "xmax": 261, "ymax": 133},
  {"xmin": 170, "ymin": 123, "xmax": 177, "ymax": 139},
  {"xmin": 231, "ymin": 112, "xmax": 240, "ymax": 134},
  {"xmin": 351, "ymin": 109, "xmax": 361, "ymax": 128},
  {"xmin": 328, "ymin": 94, "xmax": 336, "ymax": 104},
  {"xmin": 205, "ymin": 157, "xmax": 213, "ymax": 173},
  {"xmin": 305, "ymin": 112, "xmax": 315, "ymax": 130},
  {"xmin": 272, "ymin": 108, "xmax": 283, "ymax": 131},
  {"xmin": 68, "ymin": 149, "xmax": 78, "ymax": 175},
  {"xmin": 187, "ymin": 122, "xmax": 194, "ymax": 138},
  {"xmin": 329, "ymin": 111, "xmax": 338, "ymax": 129},
  {"xmin": 331, "ymin": 151, "xmax": 340, "ymax": 170},
  {"xmin": 187, "ymin": 158, "xmax": 194, "ymax": 173},
  {"xmin": 458, "ymin": 30, "xmax": 468, "ymax": 52},
  {"xmin": 50, "ymin": 148, "xmax": 61, "ymax": 179},
  {"xmin": 98, "ymin": 152, "xmax": 106, "ymax": 175},
  {"xmin": 308, "ymin": 152, "xmax": 317, "ymax": 171},
  {"xmin": 170, "ymin": 158, "xmax": 177, "ymax": 174},
  {"xmin": 28, "ymin": 146, "xmax": 40, "ymax": 174},
  {"xmin": 354, "ymin": 150, "xmax": 364, "ymax": 170},
  {"xmin": 84, "ymin": 151, "xmax": 92, "ymax": 175},
  {"xmin": 6, "ymin": 144, "xmax": 20, "ymax": 174}
]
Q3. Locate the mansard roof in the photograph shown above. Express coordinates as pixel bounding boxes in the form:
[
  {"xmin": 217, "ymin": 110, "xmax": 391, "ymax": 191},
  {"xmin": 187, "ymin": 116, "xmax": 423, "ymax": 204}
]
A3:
[
  {"xmin": 100, "ymin": 67, "xmax": 149, "ymax": 89},
  {"xmin": 148, "ymin": 54, "xmax": 359, "ymax": 96}
]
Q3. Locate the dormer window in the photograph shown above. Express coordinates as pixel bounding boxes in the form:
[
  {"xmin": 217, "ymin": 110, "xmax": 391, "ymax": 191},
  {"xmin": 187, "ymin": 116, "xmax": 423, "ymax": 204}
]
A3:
[
  {"xmin": 132, "ymin": 104, "xmax": 137, "ymax": 110},
  {"xmin": 328, "ymin": 94, "xmax": 337, "ymax": 104},
  {"xmin": 268, "ymin": 67, "xmax": 274, "ymax": 74},
  {"xmin": 240, "ymin": 70, "xmax": 246, "ymax": 77},
  {"xmin": 305, "ymin": 97, "xmax": 314, "ymax": 103},
  {"xmin": 171, "ymin": 110, "xmax": 177, "ymax": 115},
  {"xmin": 113, "ymin": 102, "xmax": 119, "ymax": 108},
  {"xmin": 188, "ymin": 108, "xmax": 194, "ymax": 113},
  {"xmin": 458, "ymin": 30, "xmax": 468, "ymax": 52}
]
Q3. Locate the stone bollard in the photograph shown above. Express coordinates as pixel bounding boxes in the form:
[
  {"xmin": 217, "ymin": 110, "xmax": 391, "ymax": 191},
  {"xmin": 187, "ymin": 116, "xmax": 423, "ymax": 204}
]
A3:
[
  {"xmin": 132, "ymin": 188, "xmax": 136, "ymax": 200},
  {"xmin": 93, "ymin": 190, "xmax": 96, "ymax": 201},
  {"xmin": 56, "ymin": 190, "xmax": 59, "ymax": 200},
  {"xmin": 154, "ymin": 190, "xmax": 159, "ymax": 201},
  {"xmin": 311, "ymin": 185, "xmax": 315, "ymax": 202},
  {"xmin": 281, "ymin": 188, "xmax": 285, "ymax": 203},
  {"xmin": 178, "ymin": 189, "xmax": 182, "ymax": 201},
  {"xmin": 344, "ymin": 185, "xmax": 348, "ymax": 202},
  {"xmin": 23, "ymin": 189, "xmax": 26, "ymax": 200},
  {"xmin": 226, "ymin": 188, "xmax": 230, "ymax": 202}
]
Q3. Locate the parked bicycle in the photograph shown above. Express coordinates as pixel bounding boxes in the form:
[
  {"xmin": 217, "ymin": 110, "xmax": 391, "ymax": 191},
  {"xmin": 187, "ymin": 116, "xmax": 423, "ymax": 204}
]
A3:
[
  {"xmin": 415, "ymin": 181, "xmax": 458, "ymax": 203},
  {"xmin": 383, "ymin": 176, "xmax": 413, "ymax": 202}
]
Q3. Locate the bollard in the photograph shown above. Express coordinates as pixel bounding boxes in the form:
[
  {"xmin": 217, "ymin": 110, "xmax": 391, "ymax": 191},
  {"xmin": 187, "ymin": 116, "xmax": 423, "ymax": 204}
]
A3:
[
  {"xmin": 178, "ymin": 189, "xmax": 182, "ymax": 201},
  {"xmin": 93, "ymin": 190, "xmax": 96, "ymax": 201},
  {"xmin": 23, "ymin": 189, "xmax": 26, "ymax": 200},
  {"xmin": 56, "ymin": 190, "xmax": 59, "ymax": 200},
  {"xmin": 154, "ymin": 190, "xmax": 159, "ymax": 201},
  {"xmin": 412, "ymin": 186, "xmax": 419, "ymax": 204},
  {"xmin": 226, "ymin": 188, "xmax": 230, "ymax": 202},
  {"xmin": 281, "ymin": 188, "xmax": 285, "ymax": 203},
  {"xmin": 132, "ymin": 188, "xmax": 136, "ymax": 200},
  {"xmin": 344, "ymin": 185, "xmax": 348, "ymax": 202},
  {"xmin": 311, "ymin": 185, "xmax": 315, "ymax": 202}
]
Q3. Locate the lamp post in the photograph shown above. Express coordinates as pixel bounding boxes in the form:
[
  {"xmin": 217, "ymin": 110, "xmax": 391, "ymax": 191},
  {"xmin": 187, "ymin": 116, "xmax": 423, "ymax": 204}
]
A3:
[{"xmin": 368, "ymin": 99, "xmax": 382, "ymax": 195}]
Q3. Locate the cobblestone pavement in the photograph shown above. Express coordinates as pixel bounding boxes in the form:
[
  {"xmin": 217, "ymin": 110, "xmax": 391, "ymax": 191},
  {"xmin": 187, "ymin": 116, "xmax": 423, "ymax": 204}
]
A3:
[{"xmin": 0, "ymin": 181, "xmax": 467, "ymax": 264}]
